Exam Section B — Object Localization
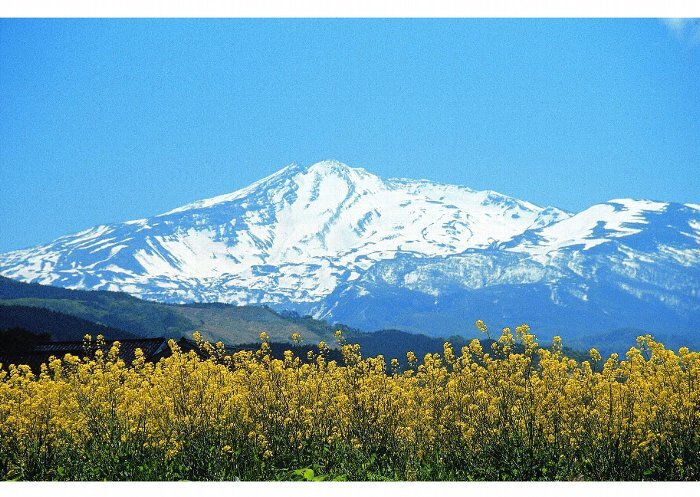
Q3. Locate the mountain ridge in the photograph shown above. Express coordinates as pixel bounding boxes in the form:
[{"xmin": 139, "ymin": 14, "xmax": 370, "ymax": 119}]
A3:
[
  {"xmin": 1, "ymin": 160, "xmax": 698, "ymax": 348},
  {"xmin": 0, "ymin": 160, "xmax": 570, "ymax": 298}
]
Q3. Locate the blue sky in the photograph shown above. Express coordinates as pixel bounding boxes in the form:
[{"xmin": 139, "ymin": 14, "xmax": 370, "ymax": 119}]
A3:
[{"xmin": 1, "ymin": 19, "xmax": 698, "ymax": 252}]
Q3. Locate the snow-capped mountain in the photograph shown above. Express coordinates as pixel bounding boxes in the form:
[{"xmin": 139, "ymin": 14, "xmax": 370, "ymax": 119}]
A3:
[
  {"xmin": 1, "ymin": 160, "xmax": 698, "ymax": 349},
  {"xmin": 0, "ymin": 160, "xmax": 568, "ymax": 302}
]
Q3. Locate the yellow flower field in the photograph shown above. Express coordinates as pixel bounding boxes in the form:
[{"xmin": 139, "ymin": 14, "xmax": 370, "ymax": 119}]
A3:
[{"xmin": 1, "ymin": 324, "xmax": 698, "ymax": 481}]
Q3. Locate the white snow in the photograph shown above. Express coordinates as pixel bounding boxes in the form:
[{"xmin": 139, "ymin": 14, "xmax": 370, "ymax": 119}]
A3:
[{"xmin": 511, "ymin": 200, "xmax": 670, "ymax": 255}]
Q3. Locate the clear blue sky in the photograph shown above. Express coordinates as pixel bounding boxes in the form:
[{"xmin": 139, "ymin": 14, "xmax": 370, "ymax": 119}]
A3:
[{"xmin": 1, "ymin": 19, "xmax": 698, "ymax": 252}]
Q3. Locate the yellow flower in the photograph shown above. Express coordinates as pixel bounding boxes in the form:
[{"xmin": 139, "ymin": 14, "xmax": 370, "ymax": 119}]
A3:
[
  {"xmin": 406, "ymin": 351, "xmax": 417, "ymax": 365},
  {"xmin": 0, "ymin": 324, "xmax": 695, "ymax": 480}
]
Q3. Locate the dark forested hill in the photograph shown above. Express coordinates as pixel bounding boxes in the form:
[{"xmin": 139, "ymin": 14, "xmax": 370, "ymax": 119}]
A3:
[
  {"xmin": 0, "ymin": 276, "xmax": 360, "ymax": 346},
  {"xmin": 0, "ymin": 305, "xmax": 136, "ymax": 341}
]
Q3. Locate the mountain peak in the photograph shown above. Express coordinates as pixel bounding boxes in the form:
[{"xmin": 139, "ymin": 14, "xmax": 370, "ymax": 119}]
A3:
[
  {"xmin": 0, "ymin": 158, "xmax": 568, "ymax": 287},
  {"xmin": 161, "ymin": 160, "xmax": 373, "ymax": 217},
  {"xmin": 300, "ymin": 160, "xmax": 373, "ymax": 181},
  {"xmin": 307, "ymin": 159, "xmax": 349, "ymax": 171},
  {"xmin": 280, "ymin": 160, "xmax": 355, "ymax": 176}
]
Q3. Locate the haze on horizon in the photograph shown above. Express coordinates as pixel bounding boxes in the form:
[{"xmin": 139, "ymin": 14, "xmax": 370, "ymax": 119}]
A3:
[{"xmin": 1, "ymin": 19, "xmax": 698, "ymax": 252}]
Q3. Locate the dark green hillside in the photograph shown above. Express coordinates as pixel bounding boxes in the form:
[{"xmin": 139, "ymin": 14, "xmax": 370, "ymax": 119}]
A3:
[
  {"xmin": 352, "ymin": 329, "xmax": 468, "ymax": 362},
  {"xmin": 0, "ymin": 276, "xmax": 357, "ymax": 346},
  {"xmin": 0, "ymin": 305, "xmax": 136, "ymax": 341},
  {"xmin": 0, "ymin": 275, "xmax": 192, "ymax": 338}
]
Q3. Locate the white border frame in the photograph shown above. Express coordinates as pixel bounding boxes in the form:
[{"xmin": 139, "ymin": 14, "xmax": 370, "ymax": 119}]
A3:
[{"xmin": 2, "ymin": 0, "xmax": 700, "ymax": 18}]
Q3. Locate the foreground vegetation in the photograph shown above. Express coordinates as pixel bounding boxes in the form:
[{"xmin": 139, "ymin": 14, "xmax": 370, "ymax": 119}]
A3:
[{"xmin": 1, "ymin": 323, "xmax": 699, "ymax": 481}]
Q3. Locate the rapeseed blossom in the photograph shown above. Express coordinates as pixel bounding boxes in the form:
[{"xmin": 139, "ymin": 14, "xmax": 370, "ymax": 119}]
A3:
[{"xmin": 0, "ymin": 324, "xmax": 698, "ymax": 481}]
